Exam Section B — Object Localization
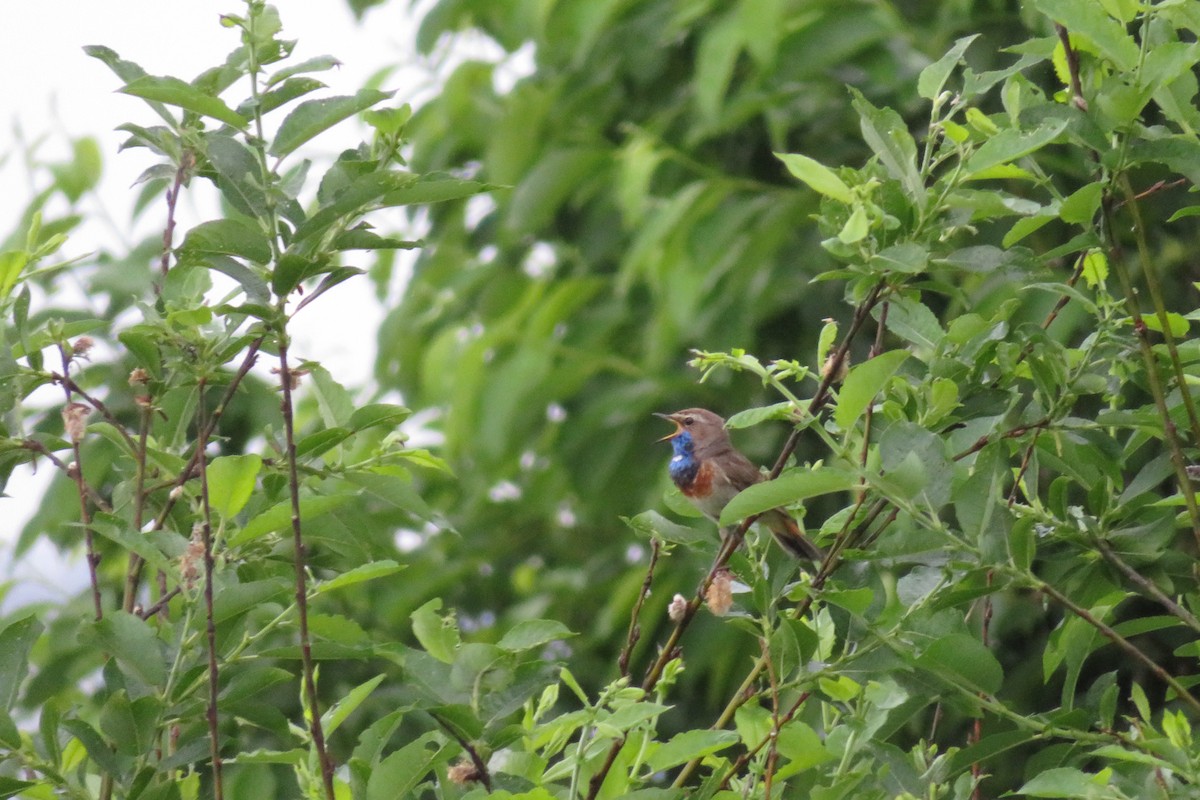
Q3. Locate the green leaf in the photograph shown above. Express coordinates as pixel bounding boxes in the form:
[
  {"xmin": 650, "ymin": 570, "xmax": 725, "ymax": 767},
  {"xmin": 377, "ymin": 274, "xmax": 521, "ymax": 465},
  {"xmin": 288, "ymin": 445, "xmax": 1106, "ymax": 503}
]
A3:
[
  {"xmin": 206, "ymin": 454, "xmax": 262, "ymax": 518},
  {"xmin": 0, "ymin": 616, "xmax": 41, "ymax": 712},
  {"xmin": 411, "ymin": 599, "xmax": 459, "ymax": 664},
  {"xmin": 834, "ymin": 350, "xmax": 909, "ymax": 429},
  {"xmin": 269, "ymin": 89, "xmax": 393, "ymax": 158},
  {"xmin": 61, "ymin": 718, "xmax": 126, "ymax": 778},
  {"xmin": 1081, "ymin": 249, "xmax": 1108, "ymax": 288},
  {"xmin": 497, "ymin": 619, "xmax": 577, "ymax": 652},
  {"xmin": 1141, "ymin": 311, "xmax": 1189, "ymax": 338},
  {"xmin": 646, "ymin": 730, "xmax": 740, "ymax": 772},
  {"xmin": 316, "ymin": 560, "xmax": 404, "ymax": 595},
  {"xmin": 0, "ymin": 777, "xmax": 39, "ymax": 798},
  {"xmin": 198, "ymin": 255, "xmax": 270, "ymax": 304},
  {"xmin": 99, "ymin": 691, "xmax": 159, "ymax": 758},
  {"xmin": 837, "ymin": 206, "xmax": 870, "ymax": 243},
  {"xmin": 1031, "ymin": 0, "xmax": 1140, "ymax": 71},
  {"xmin": 918, "ymin": 634, "xmax": 1003, "ymax": 694},
  {"xmin": 119, "ymin": 75, "xmax": 247, "ymax": 128},
  {"xmin": 775, "ymin": 152, "xmax": 853, "ymax": 202},
  {"xmin": 849, "ymin": 87, "xmax": 924, "ymax": 201},
  {"xmin": 180, "ymin": 219, "xmax": 272, "ymax": 264},
  {"xmin": 882, "ymin": 296, "xmax": 943, "ymax": 351},
  {"xmin": 322, "ymin": 674, "xmax": 384, "ymax": 736},
  {"xmin": 918, "ymin": 35, "xmax": 980, "ymax": 100},
  {"xmin": 212, "ymin": 579, "xmax": 290, "ymax": 624},
  {"xmin": 206, "ymin": 135, "xmax": 269, "ymax": 218},
  {"xmin": 774, "ymin": 721, "xmax": 833, "ymax": 774},
  {"xmin": 1058, "ymin": 182, "xmax": 1104, "ymax": 224},
  {"xmin": 229, "ymin": 493, "xmax": 355, "ymax": 546},
  {"xmin": 719, "ymin": 468, "xmax": 857, "ymax": 526},
  {"xmin": 871, "ymin": 242, "xmax": 928, "ymax": 274},
  {"xmin": 83, "ymin": 612, "xmax": 167, "ymax": 687},
  {"xmin": 965, "ymin": 119, "xmax": 1069, "ymax": 177},
  {"xmin": 348, "ymin": 403, "xmax": 411, "ymax": 431},
  {"xmin": 1018, "ymin": 766, "xmax": 1107, "ymax": 798},
  {"xmin": 366, "ymin": 731, "xmax": 449, "ymax": 800}
]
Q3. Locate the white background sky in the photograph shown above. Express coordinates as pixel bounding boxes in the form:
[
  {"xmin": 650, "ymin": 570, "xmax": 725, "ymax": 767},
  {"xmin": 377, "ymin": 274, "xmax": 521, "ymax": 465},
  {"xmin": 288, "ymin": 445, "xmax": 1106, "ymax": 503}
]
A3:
[{"xmin": 0, "ymin": 1, "xmax": 488, "ymax": 607}]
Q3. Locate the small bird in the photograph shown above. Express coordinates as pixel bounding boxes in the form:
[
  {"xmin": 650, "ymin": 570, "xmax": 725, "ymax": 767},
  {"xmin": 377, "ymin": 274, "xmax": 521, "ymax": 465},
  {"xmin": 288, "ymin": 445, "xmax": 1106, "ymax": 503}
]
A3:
[{"xmin": 655, "ymin": 408, "xmax": 823, "ymax": 561}]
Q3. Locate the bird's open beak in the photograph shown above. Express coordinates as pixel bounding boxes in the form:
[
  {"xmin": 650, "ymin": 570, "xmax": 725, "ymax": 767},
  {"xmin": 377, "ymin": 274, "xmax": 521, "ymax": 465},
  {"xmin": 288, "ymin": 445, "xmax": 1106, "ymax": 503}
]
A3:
[{"xmin": 653, "ymin": 412, "xmax": 684, "ymax": 441}]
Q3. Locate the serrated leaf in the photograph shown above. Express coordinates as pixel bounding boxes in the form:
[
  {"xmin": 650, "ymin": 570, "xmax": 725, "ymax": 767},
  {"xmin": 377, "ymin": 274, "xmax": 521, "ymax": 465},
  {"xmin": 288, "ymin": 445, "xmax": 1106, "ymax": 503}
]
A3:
[
  {"xmin": 1031, "ymin": 0, "xmax": 1140, "ymax": 71},
  {"xmin": 1018, "ymin": 767, "xmax": 1104, "ymax": 798},
  {"xmin": 497, "ymin": 619, "xmax": 577, "ymax": 652},
  {"xmin": 775, "ymin": 152, "xmax": 853, "ymax": 202},
  {"xmin": 181, "ymin": 219, "xmax": 272, "ymax": 264},
  {"xmin": 834, "ymin": 350, "xmax": 910, "ymax": 429},
  {"xmin": 83, "ymin": 612, "xmax": 167, "ymax": 687},
  {"xmin": 918, "ymin": 35, "xmax": 980, "ymax": 100},
  {"xmin": 1142, "ymin": 311, "xmax": 1189, "ymax": 337},
  {"xmin": 269, "ymin": 89, "xmax": 392, "ymax": 158},
  {"xmin": 0, "ymin": 617, "xmax": 41, "ymax": 712},
  {"xmin": 647, "ymin": 730, "xmax": 740, "ymax": 771},
  {"xmin": 411, "ymin": 598, "xmax": 459, "ymax": 663},
  {"xmin": 965, "ymin": 119, "xmax": 1069, "ymax": 177},
  {"xmin": 1059, "ymin": 182, "xmax": 1104, "ymax": 224},
  {"xmin": 120, "ymin": 75, "xmax": 247, "ymax": 128},
  {"xmin": 206, "ymin": 454, "xmax": 262, "ymax": 518},
  {"xmin": 366, "ymin": 731, "xmax": 449, "ymax": 800},
  {"xmin": 849, "ymin": 87, "xmax": 924, "ymax": 201},
  {"xmin": 317, "ymin": 561, "xmax": 404, "ymax": 595},
  {"xmin": 918, "ymin": 634, "xmax": 1003, "ymax": 694},
  {"xmin": 322, "ymin": 674, "xmax": 384, "ymax": 736},
  {"xmin": 719, "ymin": 468, "xmax": 857, "ymax": 526},
  {"xmin": 871, "ymin": 242, "xmax": 928, "ymax": 274},
  {"xmin": 228, "ymin": 493, "xmax": 355, "ymax": 546}
]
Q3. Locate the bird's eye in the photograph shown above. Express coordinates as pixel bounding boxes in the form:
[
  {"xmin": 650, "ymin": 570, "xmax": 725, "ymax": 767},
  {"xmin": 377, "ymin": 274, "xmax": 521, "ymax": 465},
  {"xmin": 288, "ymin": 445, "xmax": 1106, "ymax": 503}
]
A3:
[{"xmin": 683, "ymin": 416, "xmax": 694, "ymax": 426}]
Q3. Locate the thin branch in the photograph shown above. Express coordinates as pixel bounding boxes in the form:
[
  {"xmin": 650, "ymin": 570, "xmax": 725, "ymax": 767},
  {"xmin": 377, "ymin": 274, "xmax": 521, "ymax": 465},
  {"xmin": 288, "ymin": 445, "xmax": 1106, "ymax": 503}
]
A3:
[
  {"xmin": 431, "ymin": 712, "xmax": 493, "ymax": 793},
  {"xmin": 1101, "ymin": 194, "xmax": 1200, "ymax": 543},
  {"xmin": 57, "ymin": 346, "xmax": 103, "ymax": 621},
  {"xmin": 52, "ymin": 373, "xmax": 138, "ymax": 453},
  {"xmin": 279, "ymin": 337, "xmax": 336, "ymax": 799},
  {"xmin": 195, "ymin": 379, "xmax": 225, "ymax": 798},
  {"xmin": 160, "ymin": 153, "xmax": 192, "ymax": 277},
  {"xmin": 1117, "ymin": 173, "xmax": 1200, "ymax": 450},
  {"xmin": 137, "ymin": 587, "xmax": 181, "ymax": 620},
  {"xmin": 1037, "ymin": 580, "xmax": 1200, "ymax": 715},
  {"xmin": 20, "ymin": 439, "xmax": 112, "ymax": 513},
  {"xmin": 123, "ymin": 400, "xmax": 154, "ymax": 614},
  {"xmin": 618, "ymin": 539, "xmax": 661, "ymax": 678},
  {"xmin": 1093, "ymin": 537, "xmax": 1200, "ymax": 635},
  {"xmin": 1054, "ymin": 24, "xmax": 1088, "ymax": 111},
  {"xmin": 149, "ymin": 337, "xmax": 263, "ymax": 534}
]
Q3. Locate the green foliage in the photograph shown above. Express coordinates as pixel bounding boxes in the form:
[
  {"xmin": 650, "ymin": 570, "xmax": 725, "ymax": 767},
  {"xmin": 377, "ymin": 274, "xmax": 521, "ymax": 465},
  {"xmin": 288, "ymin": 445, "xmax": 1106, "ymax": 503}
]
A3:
[
  {"xmin": 8, "ymin": 0, "xmax": 1200, "ymax": 798},
  {"xmin": 363, "ymin": 0, "xmax": 1200, "ymax": 797}
]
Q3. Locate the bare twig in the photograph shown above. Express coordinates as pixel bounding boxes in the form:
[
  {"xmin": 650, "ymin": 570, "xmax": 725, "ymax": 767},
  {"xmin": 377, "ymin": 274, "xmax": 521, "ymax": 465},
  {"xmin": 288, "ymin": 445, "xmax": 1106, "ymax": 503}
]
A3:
[
  {"xmin": 1094, "ymin": 537, "xmax": 1200, "ymax": 635},
  {"xmin": 160, "ymin": 153, "xmax": 193, "ymax": 277},
  {"xmin": 618, "ymin": 539, "xmax": 661, "ymax": 678},
  {"xmin": 193, "ymin": 379, "xmax": 225, "ymax": 798},
  {"xmin": 279, "ymin": 337, "xmax": 336, "ymax": 799},
  {"xmin": 51, "ymin": 373, "xmax": 138, "ymax": 453},
  {"xmin": 1037, "ymin": 580, "xmax": 1200, "ymax": 714},
  {"xmin": 431, "ymin": 712, "xmax": 494, "ymax": 792},
  {"xmin": 57, "ymin": 345, "xmax": 103, "ymax": 621},
  {"xmin": 1054, "ymin": 24, "xmax": 1088, "ymax": 111},
  {"xmin": 1101, "ymin": 194, "xmax": 1200, "ymax": 543}
]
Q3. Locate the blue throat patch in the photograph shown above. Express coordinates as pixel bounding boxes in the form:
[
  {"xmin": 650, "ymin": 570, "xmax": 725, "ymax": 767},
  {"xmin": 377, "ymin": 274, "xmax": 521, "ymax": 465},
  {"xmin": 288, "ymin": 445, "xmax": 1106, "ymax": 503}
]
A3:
[{"xmin": 667, "ymin": 430, "xmax": 699, "ymax": 487}]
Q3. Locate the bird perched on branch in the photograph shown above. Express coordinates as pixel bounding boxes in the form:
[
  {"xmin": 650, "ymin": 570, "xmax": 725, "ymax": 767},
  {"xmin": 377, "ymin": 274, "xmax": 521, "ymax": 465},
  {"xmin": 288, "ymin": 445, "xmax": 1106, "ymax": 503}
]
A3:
[{"xmin": 654, "ymin": 408, "xmax": 822, "ymax": 561}]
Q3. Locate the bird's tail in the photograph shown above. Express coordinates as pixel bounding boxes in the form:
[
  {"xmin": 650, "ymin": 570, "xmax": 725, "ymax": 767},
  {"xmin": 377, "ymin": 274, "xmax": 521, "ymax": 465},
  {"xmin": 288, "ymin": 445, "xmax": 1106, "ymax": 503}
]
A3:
[{"xmin": 763, "ymin": 509, "xmax": 824, "ymax": 561}]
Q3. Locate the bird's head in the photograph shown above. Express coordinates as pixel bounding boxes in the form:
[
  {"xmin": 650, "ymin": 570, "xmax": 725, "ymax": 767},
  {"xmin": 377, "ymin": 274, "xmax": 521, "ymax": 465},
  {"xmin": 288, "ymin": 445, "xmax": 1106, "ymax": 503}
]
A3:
[{"xmin": 653, "ymin": 408, "xmax": 728, "ymax": 452}]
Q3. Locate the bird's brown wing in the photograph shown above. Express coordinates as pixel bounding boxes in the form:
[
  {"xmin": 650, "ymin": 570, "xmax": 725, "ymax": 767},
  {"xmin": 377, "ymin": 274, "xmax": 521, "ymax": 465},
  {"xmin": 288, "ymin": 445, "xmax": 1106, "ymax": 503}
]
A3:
[{"xmin": 713, "ymin": 446, "xmax": 824, "ymax": 561}]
